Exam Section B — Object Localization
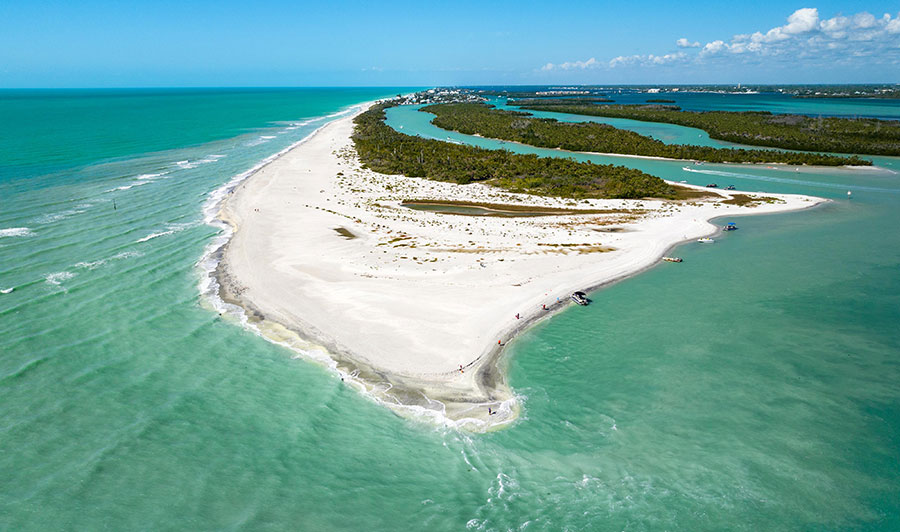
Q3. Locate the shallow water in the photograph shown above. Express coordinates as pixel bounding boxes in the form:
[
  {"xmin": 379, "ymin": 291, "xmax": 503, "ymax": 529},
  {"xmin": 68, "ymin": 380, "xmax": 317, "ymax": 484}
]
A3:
[{"xmin": 2, "ymin": 89, "xmax": 899, "ymax": 530}]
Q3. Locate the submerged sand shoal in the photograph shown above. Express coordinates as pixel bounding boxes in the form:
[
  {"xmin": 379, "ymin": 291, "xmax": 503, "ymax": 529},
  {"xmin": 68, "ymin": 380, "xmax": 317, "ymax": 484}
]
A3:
[{"xmin": 214, "ymin": 105, "xmax": 825, "ymax": 430}]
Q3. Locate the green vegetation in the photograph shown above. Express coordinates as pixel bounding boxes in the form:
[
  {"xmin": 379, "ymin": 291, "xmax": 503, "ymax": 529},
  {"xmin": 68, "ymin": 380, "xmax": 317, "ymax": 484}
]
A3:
[
  {"xmin": 401, "ymin": 199, "xmax": 634, "ymax": 216},
  {"xmin": 515, "ymin": 102, "xmax": 893, "ymax": 158},
  {"xmin": 721, "ymin": 194, "xmax": 781, "ymax": 206},
  {"xmin": 352, "ymin": 103, "xmax": 686, "ymax": 199},
  {"xmin": 646, "ymin": 98, "xmax": 676, "ymax": 103},
  {"xmin": 424, "ymin": 103, "xmax": 867, "ymax": 165}
]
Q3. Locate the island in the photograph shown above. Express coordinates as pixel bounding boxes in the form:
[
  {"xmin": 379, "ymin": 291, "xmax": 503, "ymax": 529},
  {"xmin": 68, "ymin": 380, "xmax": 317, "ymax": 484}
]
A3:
[
  {"xmin": 513, "ymin": 102, "xmax": 900, "ymax": 156},
  {"xmin": 211, "ymin": 94, "xmax": 824, "ymax": 430}
]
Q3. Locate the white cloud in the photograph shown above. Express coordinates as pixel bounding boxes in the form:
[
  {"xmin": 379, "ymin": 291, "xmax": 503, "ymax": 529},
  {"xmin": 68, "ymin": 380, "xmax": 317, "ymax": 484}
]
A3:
[
  {"xmin": 887, "ymin": 17, "xmax": 900, "ymax": 33},
  {"xmin": 820, "ymin": 15, "xmax": 849, "ymax": 37},
  {"xmin": 784, "ymin": 7, "xmax": 819, "ymax": 34},
  {"xmin": 538, "ymin": 7, "xmax": 900, "ymax": 74},
  {"xmin": 852, "ymin": 12, "xmax": 876, "ymax": 29},
  {"xmin": 609, "ymin": 53, "xmax": 685, "ymax": 67},
  {"xmin": 694, "ymin": 8, "xmax": 900, "ymax": 62},
  {"xmin": 701, "ymin": 40, "xmax": 727, "ymax": 55},
  {"xmin": 542, "ymin": 57, "xmax": 600, "ymax": 70}
]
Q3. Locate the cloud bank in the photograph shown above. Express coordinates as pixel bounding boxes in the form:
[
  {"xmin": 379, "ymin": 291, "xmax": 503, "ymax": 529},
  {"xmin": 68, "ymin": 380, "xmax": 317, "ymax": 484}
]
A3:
[{"xmin": 540, "ymin": 7, "xmax": 900, "ymax": 73}]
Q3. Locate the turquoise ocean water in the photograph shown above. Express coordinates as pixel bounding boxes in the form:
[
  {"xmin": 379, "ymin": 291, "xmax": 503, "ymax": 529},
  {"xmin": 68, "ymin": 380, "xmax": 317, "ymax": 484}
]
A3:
[{"xmin": 2, "ymin": 89, "xmax": 898, "ymax": 530}]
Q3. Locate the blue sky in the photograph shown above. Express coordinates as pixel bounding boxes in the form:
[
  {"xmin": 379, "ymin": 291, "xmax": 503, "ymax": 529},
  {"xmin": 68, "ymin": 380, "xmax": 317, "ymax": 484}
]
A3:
[{"xmin": 1, "ymin": 0, "xmax": 899, "ymax": 87}]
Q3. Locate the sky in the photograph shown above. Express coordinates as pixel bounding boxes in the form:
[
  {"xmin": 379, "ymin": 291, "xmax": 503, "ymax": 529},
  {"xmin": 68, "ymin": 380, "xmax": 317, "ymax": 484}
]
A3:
[{"xmin": 1, "ymin": 0, "xmax": 899, "ymax": 87}]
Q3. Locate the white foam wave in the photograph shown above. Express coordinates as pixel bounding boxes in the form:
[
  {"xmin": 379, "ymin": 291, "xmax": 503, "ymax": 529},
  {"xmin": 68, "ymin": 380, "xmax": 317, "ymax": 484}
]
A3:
[
  {"xmin": 136, "ymin": 172, "xmax": 164, "ymax": 180},
  {"xmin": 105, "ymin": 171, "xmax": 172, "ymax": 193},
  {"xmin": 0, "ymin": 227, "xmax": 35, "ymax": 238},
  {"xmin": 107, "ymin": 180, "xmax": 152, "ymax": 192},
  {"xmin": 75, "ymin": 250, "xmax": 143, "ymax": 270},
  {"xmin": 175, "ymin": 155, "xmax": 226, "ymax": 169},
  {"xmin": 136, "ymin": 222, "xmax": 193, "ymax": 243},
  {"xmin": 45, "ymin": 271, "xmax": 74, "ymax": 286},
  {"xmin": 136, "ymin": 230, "xmax": 175, "ymax": 243},
  {"xmin": 244, "ymin": 136, "xmax": 273, "ymax": 147},
  {"xmin": 36, "ymin": 208, "xmax": 87, "ymax": 224}
]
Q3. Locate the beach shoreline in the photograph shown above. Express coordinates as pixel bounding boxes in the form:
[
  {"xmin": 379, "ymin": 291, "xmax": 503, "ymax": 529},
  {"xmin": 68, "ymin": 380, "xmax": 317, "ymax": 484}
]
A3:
[{"xmin": 208, "ymin": 103, "xmax": 826, "ymax": 430}]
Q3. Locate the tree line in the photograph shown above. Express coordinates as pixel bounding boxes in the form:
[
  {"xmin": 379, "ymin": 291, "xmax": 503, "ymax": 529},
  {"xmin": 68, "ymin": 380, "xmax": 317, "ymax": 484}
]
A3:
[
  {"xmin": 351, "ymin": 103, "xmax": 683, "ymax": 199},
  {"xmin": 423, "ymin": 103, "xmax": 869, "ymax": 165},
  {"xmin": 516, "ymin": 102, "xmax": 895, "ymax": 158}
]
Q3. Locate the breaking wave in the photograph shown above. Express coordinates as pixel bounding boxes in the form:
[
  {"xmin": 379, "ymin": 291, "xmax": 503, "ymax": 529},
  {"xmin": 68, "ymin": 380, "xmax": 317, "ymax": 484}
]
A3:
[{"xmin": 0, "ymin": 227, "xmax": 35, "ymax": 238}]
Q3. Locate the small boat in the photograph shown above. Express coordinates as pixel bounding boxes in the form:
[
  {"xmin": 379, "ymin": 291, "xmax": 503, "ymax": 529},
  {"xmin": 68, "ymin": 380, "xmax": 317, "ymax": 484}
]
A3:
[
  {"xmin": 662, "ymin": 256, "xmax": 683, "ymax": 263},
  {"xmin": 706, "ymin": 183, "xmax": 718, "ymax": 188},
  {"xmin": 723, "ymin": 222, "xmax": 738, "ymax": 231},
  {"xmin": 571, "ymin": 291, "xmax": 590, "ymax": 306},
  {"xmin": 697, "ymin": 238, "xmax": 714, "ymax": 244},
  {"xmin": 0, "ymin": 287, "xmax": 13, "ymax": 294},
  {"xmin": 725, "ymin": 185, "xmax": 736, "ymax": 190}
]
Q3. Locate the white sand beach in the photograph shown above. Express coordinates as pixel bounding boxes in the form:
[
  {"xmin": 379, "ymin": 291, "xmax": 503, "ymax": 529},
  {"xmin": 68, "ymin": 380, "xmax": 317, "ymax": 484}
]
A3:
[{"xmin": 214, "ymin": 106, "xmax": 824, "ymax": 429}]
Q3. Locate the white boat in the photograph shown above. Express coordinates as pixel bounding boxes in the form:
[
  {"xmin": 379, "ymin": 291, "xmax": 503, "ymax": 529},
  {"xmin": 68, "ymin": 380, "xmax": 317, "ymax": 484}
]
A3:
[
  {"xmin": 662, "ymin": 256, "xmax": 683, "ymax": 263},
  {"xmin": 571, "ymin": 291, "xmax": 590, "ymax": 306},
  {"xmin": 698, "ymin": 238, "xmax": 714, "ymax": 244}
]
